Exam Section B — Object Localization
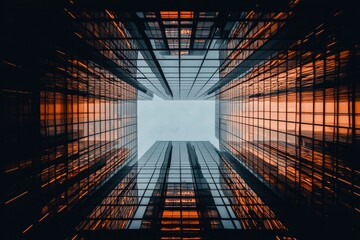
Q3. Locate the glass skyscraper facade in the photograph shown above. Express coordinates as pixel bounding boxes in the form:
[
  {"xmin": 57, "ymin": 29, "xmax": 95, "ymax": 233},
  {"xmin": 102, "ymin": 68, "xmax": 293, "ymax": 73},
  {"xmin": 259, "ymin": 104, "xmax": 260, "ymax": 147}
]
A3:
[
  {"xmin": 2, "ymin": 5, "xmax": 140, "ymax": 239},
  {"xmin": 216, "ymin": 0, "xmax": 359, "ymax": 233},
  {"xmin": 71, "ymin": 141, "xmax": 294, "ymax": 239},
  {"xmin": 2, "ymin": 0, "xmax": 359, "ymax": 239}
]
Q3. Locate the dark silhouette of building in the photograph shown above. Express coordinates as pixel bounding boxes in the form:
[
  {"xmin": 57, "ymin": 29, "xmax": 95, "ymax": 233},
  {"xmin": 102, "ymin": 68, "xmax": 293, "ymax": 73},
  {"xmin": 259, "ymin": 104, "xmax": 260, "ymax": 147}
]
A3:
[
  {"xmin": 1, "ymin": 0, "xmax": 359, "ymax": 239},
  {"xmin": 70, "ymin": 141, "xmax": 294, "ymax": 239}
]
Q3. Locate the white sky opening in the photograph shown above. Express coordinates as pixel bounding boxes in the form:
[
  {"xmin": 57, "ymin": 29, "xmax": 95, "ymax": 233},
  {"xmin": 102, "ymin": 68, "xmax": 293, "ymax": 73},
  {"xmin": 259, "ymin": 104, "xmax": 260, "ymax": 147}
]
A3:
[{"xmin": 138, "ymin": 95, "xmax": 219, "ymax": 158}]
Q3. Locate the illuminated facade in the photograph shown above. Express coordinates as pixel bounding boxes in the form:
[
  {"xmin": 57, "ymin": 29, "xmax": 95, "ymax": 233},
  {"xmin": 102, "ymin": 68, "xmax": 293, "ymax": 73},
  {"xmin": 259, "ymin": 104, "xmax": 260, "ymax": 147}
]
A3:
[
  {"xmin": 2, "ymin": 5, "xmax": 140, "ymax": 239},
  {"xmin": 2, "ymin": 0, "xmax": 359, "ymax": 239},
  {"xmin": 72, "ymin": 141, "xmax": 294, "ymax": 239},
  {"xmin": 216, "ymin": 1, "xmax": 360, "ymax": 238}
]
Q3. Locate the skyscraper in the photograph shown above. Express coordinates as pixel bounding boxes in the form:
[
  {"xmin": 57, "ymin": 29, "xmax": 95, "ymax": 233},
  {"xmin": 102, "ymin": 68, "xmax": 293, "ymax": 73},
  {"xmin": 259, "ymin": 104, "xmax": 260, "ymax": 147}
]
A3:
[
  {"xmin": 215, "ymin": 1, "xmax": 360, "ymax": 235},
  {"xmin": 1, "ymin": 0, "xmax": 359, "ymax": 239},
  {"xmin": 70, "ymin": 141, "xmax": 294, "ymax": 239},
  {"xmin": 2, "ymin": 5, "xmax": 140, "ymax": 239}
]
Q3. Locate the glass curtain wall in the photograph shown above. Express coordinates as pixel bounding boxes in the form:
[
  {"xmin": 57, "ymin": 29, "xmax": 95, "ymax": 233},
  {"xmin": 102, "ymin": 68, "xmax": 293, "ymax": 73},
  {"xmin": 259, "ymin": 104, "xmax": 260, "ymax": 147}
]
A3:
[
  {"xmin": 217, "ymin": 5, "xmax": 359, "ymax": 226},
  {"xmin": 2, "ymin": 7, "xmax": 139, "ymax": 239}
]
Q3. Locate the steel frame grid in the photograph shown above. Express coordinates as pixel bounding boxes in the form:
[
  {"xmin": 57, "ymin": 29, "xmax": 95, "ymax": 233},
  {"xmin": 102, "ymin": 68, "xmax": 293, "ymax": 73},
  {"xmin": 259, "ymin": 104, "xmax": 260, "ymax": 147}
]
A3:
[
  {"xmin": 216, "ymin": 6, "xmax": 360, "ymax": 237},
  {"xmin": 133, "ymin": 10, "xmax": 221, "ymax": 99},
  {"xmin": 2, "ymin": 6, "xmax": 140, "ymax": 239},
  {"xmin": 2, "ymin": 0, "xmax": 359, "ymax": 239},
  {"xmin": 73, "ymin": 141, "xmax": 294, "ymax": 239},
  {"xmin": 65, "ymin": 5, "xmax": 295, "ymax": 100}
]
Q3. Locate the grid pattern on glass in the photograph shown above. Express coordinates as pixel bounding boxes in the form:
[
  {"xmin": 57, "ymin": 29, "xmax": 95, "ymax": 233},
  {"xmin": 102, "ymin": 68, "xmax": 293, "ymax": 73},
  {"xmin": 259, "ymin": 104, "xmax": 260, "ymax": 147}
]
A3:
[
  {"xmin": 65, "ymin": 5, "xmax": 301, "ymax": 101},
  {"xmin": 2, "ymin": 10, "xmax": 139, "ymax": 238},
  {"xmin": 217, "ymin": 10, "xmax": 360, "ymax": 226},
  {"xmin": 63, "ymin": 7, "xmax": 296, "ymax": 100},
  {"xmin": 218, "ymin": 11, "xmax": 289, "ymax": 78},
  {"xmin": 142, "ymin": 11, "xmax": 221, "ymax": 99},
  {"xmin": 63, "ymin": 8, "xmax": 156, "ymax": 100},
  {"xmin": 74, "ymin": 141, "xmax": 292, "ymax": 239},
  {"xmin": 39, "ymin": 52, "xmax": 138, "ymax": 213},
  {"xmin": 136, "ymin": 8, "xmax": 295, "ymax": 99},
  {"xmin": 76, "ymin": 141, "xmax": 169, "ymax": 231}
]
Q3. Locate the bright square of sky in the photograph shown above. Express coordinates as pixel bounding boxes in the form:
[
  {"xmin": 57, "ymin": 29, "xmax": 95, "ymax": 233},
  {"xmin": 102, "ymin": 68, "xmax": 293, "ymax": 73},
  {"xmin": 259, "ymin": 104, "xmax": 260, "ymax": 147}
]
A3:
[{"xmin": 138, "ymin": 95, "xmax": 219, "ymax": 158}]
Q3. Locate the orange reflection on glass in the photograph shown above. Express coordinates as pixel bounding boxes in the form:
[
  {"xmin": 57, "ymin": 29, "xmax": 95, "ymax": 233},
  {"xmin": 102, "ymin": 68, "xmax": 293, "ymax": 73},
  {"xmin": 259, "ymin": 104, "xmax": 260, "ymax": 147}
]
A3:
[
  {"xmin": 160, "ymin": 11, "xmax": 179, "ymax": 19},
  {"xmin": 220, "ymin": 159, "xmax": 287, "ymax": 230}
]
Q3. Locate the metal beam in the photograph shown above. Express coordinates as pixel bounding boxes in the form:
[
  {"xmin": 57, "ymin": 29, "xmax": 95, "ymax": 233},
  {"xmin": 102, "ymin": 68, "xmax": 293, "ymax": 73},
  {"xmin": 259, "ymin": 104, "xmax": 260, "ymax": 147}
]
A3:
[
  {"xmin": 77, "ymin": 45, "xmax": 153, "ymax": 96},
  {"xmin": 204, "ymin": 2, "xmax": 337, "ymax": 96},
  {"xmin": 123, "ymin": 13, "xmax": 173, "ymax": 98}
]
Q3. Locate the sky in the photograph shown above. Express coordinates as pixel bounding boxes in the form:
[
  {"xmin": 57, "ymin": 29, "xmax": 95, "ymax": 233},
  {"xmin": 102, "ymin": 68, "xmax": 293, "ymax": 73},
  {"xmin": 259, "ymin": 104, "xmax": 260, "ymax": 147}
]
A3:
[{"xmin": 137, "ymin": 95, "xmax": 219, "ymax": 158}]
